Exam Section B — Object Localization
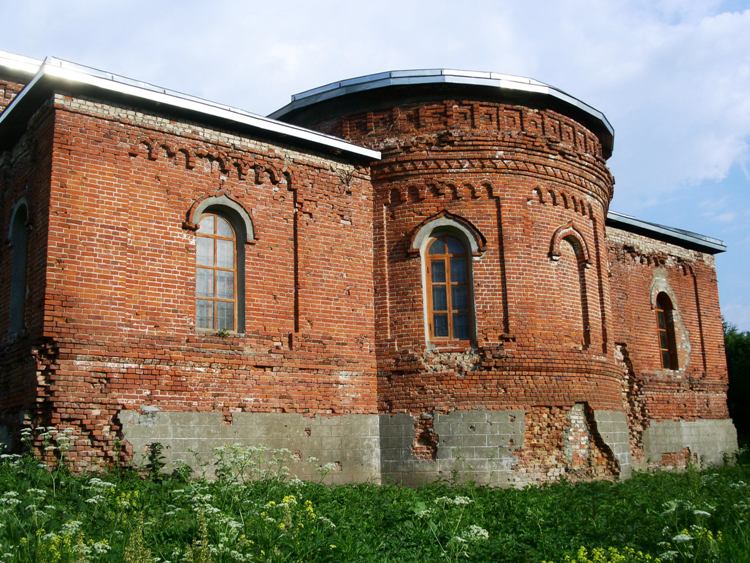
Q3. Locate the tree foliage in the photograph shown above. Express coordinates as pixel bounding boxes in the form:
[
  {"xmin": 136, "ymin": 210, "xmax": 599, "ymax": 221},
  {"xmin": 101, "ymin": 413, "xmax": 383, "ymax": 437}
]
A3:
[{"xmin": 725, "ymin": 320, "xmax": 750, "ymax": 443}]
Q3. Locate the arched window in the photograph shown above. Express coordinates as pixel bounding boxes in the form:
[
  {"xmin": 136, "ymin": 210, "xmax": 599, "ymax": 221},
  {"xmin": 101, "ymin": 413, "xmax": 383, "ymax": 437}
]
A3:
[
  {"xmin": 195, "ymin": 211, "xmax": 243, "ymax": 332},
  {"xmin": 655, "ymin": 292, "xmax": 678, "ymax": 370},
  {"xmin": 8, "ymin": 201, "xmax": 29, "ymax": 336},
  {"xmin": 426, "ymin": 234, "xmax": 473, "ymax": 341},
  {"xmin": 188, "ymin": 195, "xmax": 253, "ymax": 334}
]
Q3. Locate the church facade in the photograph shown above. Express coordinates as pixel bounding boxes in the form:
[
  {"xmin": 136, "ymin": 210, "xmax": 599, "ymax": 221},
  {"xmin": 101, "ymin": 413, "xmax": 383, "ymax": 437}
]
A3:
[{"xmin": 0, "ymin": 51, "xmax": 737, "ymax": 485}]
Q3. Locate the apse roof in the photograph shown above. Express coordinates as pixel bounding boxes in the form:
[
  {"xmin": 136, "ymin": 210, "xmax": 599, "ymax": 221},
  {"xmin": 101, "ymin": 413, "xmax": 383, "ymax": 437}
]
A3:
[{"xmin": 269, "ymin": 68, "xmax": 615, "ymax": 157}]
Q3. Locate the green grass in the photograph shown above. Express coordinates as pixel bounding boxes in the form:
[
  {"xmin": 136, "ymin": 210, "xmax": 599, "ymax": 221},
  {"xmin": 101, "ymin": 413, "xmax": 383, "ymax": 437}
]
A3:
[{"xmin": 0, "ymin": 447, "xmax": 748, "ymax": 562}]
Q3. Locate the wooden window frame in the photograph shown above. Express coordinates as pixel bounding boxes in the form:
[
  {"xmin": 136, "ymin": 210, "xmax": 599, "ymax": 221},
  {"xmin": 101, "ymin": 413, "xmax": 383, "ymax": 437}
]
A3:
[
  {"xmin": 655, "ymin": 292, "xmax": 678, "ymax": 370},
  {"xmin": 425, "ymin": 234, "xmax": 474, "ymax": 344},
  {"xmin": 196, "ymin": 212, "xmax": 239, "ymax": 332}
]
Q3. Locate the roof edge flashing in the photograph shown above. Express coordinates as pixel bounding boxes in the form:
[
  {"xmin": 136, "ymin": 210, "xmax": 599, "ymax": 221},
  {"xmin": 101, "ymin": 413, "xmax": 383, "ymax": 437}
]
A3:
[
  {"xmin": 607, "ymin": 211, "xmax": 726, "ymax": 254},
  {"xmin": 0, "ymin": 50, "xmax": 42, "ymax": 76},
  {"xmin": 270, "ymin": 68, "xmax": 614, "ymax": 142},
  {"xmin": 1, "ymin": 55, "xmax": 380, "ymax": 161}
]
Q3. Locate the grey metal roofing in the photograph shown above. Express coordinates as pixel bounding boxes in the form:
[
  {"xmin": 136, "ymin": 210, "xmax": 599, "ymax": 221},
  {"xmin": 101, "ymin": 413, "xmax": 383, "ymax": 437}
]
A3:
[
  {"xmin": 0, "ymin": 52, "xmax": 380, "ymax": 160},
  {"xmin": 606, "ymin": 211, "xmax": 726, "ymax": 254},
  {"xmin": 269, "ymin": 68, "xmax": 614, "ymax": 144},
  {"xmin": 0, "ymin": 51, "xmax": 42, "ymax": 76},
  {"xmin": 0, "ymin": 52, "xmax": 725, "ymax": 254}
]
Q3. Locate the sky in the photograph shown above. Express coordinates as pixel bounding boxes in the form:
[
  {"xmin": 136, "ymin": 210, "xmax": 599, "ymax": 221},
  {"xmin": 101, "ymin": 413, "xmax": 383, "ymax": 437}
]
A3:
[{"xmin": 2, "ymin": 0, "xmax": 749, "ymax": 329}]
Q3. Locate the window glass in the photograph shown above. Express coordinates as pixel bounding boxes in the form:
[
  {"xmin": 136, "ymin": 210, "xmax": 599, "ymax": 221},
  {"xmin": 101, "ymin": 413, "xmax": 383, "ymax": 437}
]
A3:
[
  {"xmin": 655, "ymin": 293, "xmax": 678, "ymax": 370},
  {"xmin": 196, "ymin": 212, "xmax": 238, "ymax": 332},
  {"xmin": 431, "ymin": 261, "xmax": 446, "ymax": 283},
  {"xmin": 197, "ymin": 238, "xmax": 213, "ymax": 266},
  {"xmin": 432, "ymin": 286, "xmax": 447, "ymax": 311},
  {"xmin": 451, "ymin": 258, "xmax": 467, "ymax": 282},
  {"xmin": 216, "ymin": 240, "xmax": 234, "ymax": 268},
  {"xmin": 196, "ymin": 300, "xmax": 213, "ymax": 329},
  {"xmin": 216, "ymin": 216, "xmax": 233, "ymax": 237},
  {"xmin": 217, "ymin": 271, "xmax": 234, "ymax": 298},
  {"xmin": 8, "ymin": 204, "xmax": 29, "ymax": 335},
  {"xmin": 429, "ymin": 239, "xmax": 445, "ymax": 254},
  {"xmin": 196, "ymin": 268, "xmax": 213, "ymax": 296},
  {"xmin": 426, "ymin": 234, "xmax": 472, "ymax": 341},
  {"xmin": 197, "ymin": 215, "xmax": 214, "ymax": 234},
  {"xmin": 453, "ymin": 313, "xmax": 470, "ymax": 340},
  {"xmin": 434, "ymin": 314, "xmax": 449, "ymax": 337}
]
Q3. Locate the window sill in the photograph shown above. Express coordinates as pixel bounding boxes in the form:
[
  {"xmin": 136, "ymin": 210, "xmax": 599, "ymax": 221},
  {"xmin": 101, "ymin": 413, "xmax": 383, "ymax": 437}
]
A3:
[
  {"xmin": 428, "ymin": 340, "xmax": 474, "ymax": 353},
  {"xmin": 191, "ymin": 330, "xmax": 246, "ymax": 341}
]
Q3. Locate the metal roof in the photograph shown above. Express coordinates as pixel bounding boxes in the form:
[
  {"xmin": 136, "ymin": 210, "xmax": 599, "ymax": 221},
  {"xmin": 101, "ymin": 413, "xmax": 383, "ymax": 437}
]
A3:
[
  {"xmin": 0, "ymin": 50, "xmax": 42, "ymax": 76},
  {"xmin": 606, "ymin": 211, "xmax": 726, "ymax": 254},
  {"xmin": 269, "ymin": 68, "xmax": 614, "ymax": 152},
  {"xmin": 0, "ymin": 53, "xmax": 380, "ymax": 160},
  {"xmin": 0, "ymin": 52, "xmax": 726, "ymax": 254}
]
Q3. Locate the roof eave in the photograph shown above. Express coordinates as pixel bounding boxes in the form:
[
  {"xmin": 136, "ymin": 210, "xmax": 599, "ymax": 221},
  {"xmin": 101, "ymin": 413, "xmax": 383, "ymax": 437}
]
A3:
[
  {"xmin": 0, "ymin": 57, "xmax": 380, "ymax": 161},
  {"xmin": 606, "ymin": 211, "xmax": 726, "ymax": 254},
  {"xmin": 269, "ymin": 68, "xmax": 614, "ymax": 157}
]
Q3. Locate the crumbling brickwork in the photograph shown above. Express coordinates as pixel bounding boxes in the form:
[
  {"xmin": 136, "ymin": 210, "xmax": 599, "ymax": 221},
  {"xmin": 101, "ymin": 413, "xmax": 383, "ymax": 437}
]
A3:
[
  {"xmin": 607, "ymin": 227, "xmax": 731, "ymax": 466},
  {"xmin": 0, "ymin": 60, "xmax": 736, "ymax": 483}
]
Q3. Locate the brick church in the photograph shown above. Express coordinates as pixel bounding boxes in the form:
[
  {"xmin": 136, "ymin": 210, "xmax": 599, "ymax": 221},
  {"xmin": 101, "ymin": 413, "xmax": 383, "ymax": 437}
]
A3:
[{"xmin": 0, "ymin": 51, "xmax": 737, "ymax": 485}]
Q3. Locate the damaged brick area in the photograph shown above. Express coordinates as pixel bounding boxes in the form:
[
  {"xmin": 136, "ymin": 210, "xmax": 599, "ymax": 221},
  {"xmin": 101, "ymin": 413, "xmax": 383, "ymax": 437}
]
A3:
[{"xmin": 515, "ymin": 405, "xmax": 618, "ymax": 483}]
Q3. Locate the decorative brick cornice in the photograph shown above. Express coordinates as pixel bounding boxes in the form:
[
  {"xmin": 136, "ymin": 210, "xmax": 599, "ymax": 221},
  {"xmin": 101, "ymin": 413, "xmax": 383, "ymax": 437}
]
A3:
[{"xmin": 128, "ymin": 136, "xmax": 285, "ymax": 186}]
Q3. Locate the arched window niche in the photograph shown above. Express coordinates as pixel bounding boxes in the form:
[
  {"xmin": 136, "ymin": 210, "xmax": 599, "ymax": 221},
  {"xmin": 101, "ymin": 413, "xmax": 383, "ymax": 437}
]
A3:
[
  {"xmin": 409, "ymin": 212, "xmax": 484, "ymax": 346},
  {"xmin": 549, "ymin": 224, "xmax": 592, "ymax": 349},
  {"xmin": 654, "ymin": 292, "xmax": 679, "ymax": 370},
  {"xmin": 7, "ymin": 199, "xmax": 30, "ymax": 337},
  {"xmin": 186, "ymin": 195, "xmax": 254, "ymax": 334}
]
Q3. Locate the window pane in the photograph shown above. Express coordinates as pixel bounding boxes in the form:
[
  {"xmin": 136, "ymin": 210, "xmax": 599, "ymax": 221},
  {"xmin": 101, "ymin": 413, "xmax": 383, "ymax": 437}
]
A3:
[
  {"xmin": 429, "ymin": 239, "xmax": 445, "ymax": 255},
  {"xmin": 432, "ymin": 286, "xmax": 447, "ymax": 311},
  {"xmin": 659, "ymin": 331, "xmax": 668, "ymax": 349},
  {"xmin": 656, "ymin": 311, "xmax": 666, "ymax": 329},
  {"xmin": 216, "ymin": 301, "xmax": 234, "ymax": 331},
  {"xmin": 452, "ymin": 285, "xmax": 468, "ymax": 310},
  {"xmin": 197, "ymin": 300, "xmax": 213, "ymax": 329},
  {"xmin": 216, "ymin": 216, "xmax": 233, "ymax": 237},
  {"xmin": 196, "ymin": 268, "xmax": 213, "ymax": 297},
  {"xmin": 662, "ymin": 351, "xmax": 671, "ymax": 368},
  {"xmin": 433, "ymin": 314, "xmax": 448, "ymax": 337},
  {"xmin": 217, "ymin": 271, "xmax": 234, "ymax": 298},
  {"xmin": 217, "ymin": 239, "xmax": 234, "ymax": 268},
  {"xmin": 197, "ymin": 237, "xmax": 214, "ymax": 266},
  {"xmin": 451, "ymin": 257, "xmax": 467, "ymax": 283},
  {"xmin": 197, "ymin": 215, "xmax": 215, "ymax": 234},
  {"xmin": 446, "ymin": 236, "xmax": 465, "ymax": 254},
  {"xmin": 453, "ymin": 313, "xmax": 470, "ymax": 340},
  {"xmin": 431, "ymin": 260, "xmax": 446, "ymax": 282}
]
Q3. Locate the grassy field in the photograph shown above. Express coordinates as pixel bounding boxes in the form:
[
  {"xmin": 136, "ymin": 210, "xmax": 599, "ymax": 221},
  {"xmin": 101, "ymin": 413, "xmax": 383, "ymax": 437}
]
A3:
[{"xmin": 0, "ymin": 440, "xmax": 748, "ymax": 562}]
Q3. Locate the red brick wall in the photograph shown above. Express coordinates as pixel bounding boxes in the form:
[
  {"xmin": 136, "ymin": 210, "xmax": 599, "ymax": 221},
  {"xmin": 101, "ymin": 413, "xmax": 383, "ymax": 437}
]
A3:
[
  {"xmin": 290, "ymin": 97, "xmax": 624, "ymax": 415},
  {"xmin": 608, "ymin": 227, "xmax": 729, "ymax": 425},
  {"xmin": 0, "ymin": 99, "xmax": 54, "ymax": 445},
  {"xmin": 21, "ymin": 96, "xmax": 377, "ymax": 468}
]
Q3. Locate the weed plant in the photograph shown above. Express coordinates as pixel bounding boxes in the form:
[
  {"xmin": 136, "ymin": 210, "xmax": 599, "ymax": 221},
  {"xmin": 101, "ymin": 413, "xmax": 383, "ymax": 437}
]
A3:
[{"xmin": 0, "ymin": 438, "xmax": 748, "ymax": 562}]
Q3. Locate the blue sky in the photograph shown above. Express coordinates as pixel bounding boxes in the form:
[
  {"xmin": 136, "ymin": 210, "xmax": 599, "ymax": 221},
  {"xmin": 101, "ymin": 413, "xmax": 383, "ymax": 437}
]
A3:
[{"xmin": 2, "ymin": 0, "xmax": 749, "ymax": 329}]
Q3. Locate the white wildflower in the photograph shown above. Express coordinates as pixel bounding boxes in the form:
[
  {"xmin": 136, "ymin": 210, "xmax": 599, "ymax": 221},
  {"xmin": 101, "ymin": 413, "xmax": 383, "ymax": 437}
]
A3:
[
  {"xmin": 61, "ymin": 520, "xmax": 83, "ymax": 534},
  {"xmin": 463, "ymin": 524, "xmax": 489, "ymax": 541},
  {"xmin": 672, "ymin": 533, "xmax": 693, "ymax": 542}
]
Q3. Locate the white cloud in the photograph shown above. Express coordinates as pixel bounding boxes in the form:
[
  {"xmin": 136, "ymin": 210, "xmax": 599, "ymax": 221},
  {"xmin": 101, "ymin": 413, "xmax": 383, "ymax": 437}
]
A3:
[{"xmin": 1, "ymin": 0, "xmax": 749, "ymax": 328}]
